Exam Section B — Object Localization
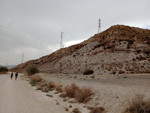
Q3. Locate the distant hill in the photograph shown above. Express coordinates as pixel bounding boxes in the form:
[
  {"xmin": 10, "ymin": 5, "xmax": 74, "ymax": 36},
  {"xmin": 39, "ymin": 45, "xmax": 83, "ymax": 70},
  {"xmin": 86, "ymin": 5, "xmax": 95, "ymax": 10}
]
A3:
[
  {"xmin": 7, "ymin": 65, "xmax": 16, "ymax": 69},
  {"xmin": 11, "ymin": 25, "xmax": 150, "ymax": 75},
  {"xmin": 0, "ymin": 65, "xmax": 16, "ymax": 69}
]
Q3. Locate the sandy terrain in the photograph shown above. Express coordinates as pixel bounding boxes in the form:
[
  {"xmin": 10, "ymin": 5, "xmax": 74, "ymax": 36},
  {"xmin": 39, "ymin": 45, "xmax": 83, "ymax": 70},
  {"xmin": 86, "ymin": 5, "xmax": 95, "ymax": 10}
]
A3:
[
  {"xmin": 0, "ymin": 73, "xmax": 68, "ymax": 113},
  {"xmin": 38, "ymin": 73, "xmax": 150, "ymax": 113},
  {"xmin": 1, "ymin": 73, "xmax": 150, "ymax": 113}
]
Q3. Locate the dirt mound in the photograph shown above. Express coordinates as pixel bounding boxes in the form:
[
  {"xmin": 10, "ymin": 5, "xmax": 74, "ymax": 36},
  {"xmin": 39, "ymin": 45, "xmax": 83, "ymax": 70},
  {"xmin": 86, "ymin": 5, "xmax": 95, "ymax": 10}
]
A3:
[{"xmin": 11, "ymin": 25, "xmax": 150, "ymax": 75}]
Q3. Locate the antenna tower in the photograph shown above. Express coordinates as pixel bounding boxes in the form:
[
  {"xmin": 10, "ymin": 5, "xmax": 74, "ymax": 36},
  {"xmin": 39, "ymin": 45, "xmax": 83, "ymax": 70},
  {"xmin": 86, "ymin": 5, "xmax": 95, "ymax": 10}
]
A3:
[
  {"xmin": 60, "ymin": 32, "xmax": 63, "ymax": 48},
  {"xmin": 98, "ymin": 18, "xmax": 101, "ymax": 33},
  {"xmin": 21, "ymin": 53, "xmax": 24, "ymax": 64}
]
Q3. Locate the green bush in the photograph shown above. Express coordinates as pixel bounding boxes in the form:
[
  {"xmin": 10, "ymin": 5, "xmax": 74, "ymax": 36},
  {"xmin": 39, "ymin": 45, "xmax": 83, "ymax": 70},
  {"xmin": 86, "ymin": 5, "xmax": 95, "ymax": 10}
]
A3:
[
  {"xmin": 0, "ymin": 67, "xmax": 8, "ymax": 72},
  {"xmin": 29, "ymin": 80, "xmax": 36, "ymax": 86},
  {"xmin": 26, "ymin": 65, "xmax": 39, "ymax": 75}
]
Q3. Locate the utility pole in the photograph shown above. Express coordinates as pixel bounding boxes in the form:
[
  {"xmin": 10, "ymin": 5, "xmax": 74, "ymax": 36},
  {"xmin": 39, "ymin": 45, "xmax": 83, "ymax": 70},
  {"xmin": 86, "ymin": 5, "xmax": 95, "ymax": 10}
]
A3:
[
  {"xmin": 60, "ymin": 32, "xmax": 63, "ymax": 48},
  {"xmin": 98, "ymin": 18, "xmax": 101, "ymax": 33},
  {"xmin": 21, "ymin": 53, "xmax": 24, "ymax": 64}
]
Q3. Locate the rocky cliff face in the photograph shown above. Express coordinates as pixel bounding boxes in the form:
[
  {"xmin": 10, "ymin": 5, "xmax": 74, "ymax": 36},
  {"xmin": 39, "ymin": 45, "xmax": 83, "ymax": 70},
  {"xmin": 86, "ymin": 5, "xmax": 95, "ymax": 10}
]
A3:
[{"xmin": 11, "ymin": 25, "xmax": 150, "ymax": 75}]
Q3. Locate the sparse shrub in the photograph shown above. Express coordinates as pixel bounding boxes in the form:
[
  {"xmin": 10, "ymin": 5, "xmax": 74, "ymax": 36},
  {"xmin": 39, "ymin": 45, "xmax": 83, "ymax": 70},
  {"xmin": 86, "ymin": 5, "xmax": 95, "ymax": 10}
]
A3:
[
  {"xmin": 124, "ymin": 94, "xmax": 150, "ymax": 113},
  {"xmin": 47, "ymin": 82, "xmax": 55, "ymax": 89},
  {"xmin": 63, "ymin": 83, "xmax": 93, "ymax": 103},
  {"xmin": 29, "ymin": 80, "xmax": 36, "ymax": 86},
  {"xmin": 46, "ymin": 94, "xmax": 53, "ymax": 97},
  {"xmin": 75, "ymin": 86, "xmax": 93, "ymax": 103},
  {"xmin": 90, "ymin": 75, "xmax": 95, "ymax": 79},
  {"xmin": 30, "ymin": 75, "xmax": 42, "ymax": 82},
  {"xmin": 59, "ymin": 93, "xmax": 67, "ymax": 98},
  {"xmin": 118, "ymin": 70, "xmax": 125, "ymax": 74},
  {"xmin": 39, "ymin": 81, "xmax": 47, "ymax": 87},
  {"xmin": 69, "ymin": 105, "xmax": 72, "ymax": 108},
  {"xmin": 29, "ymin": 75, "xmax": 43, "ymax": 87},
  {"xmin": 64, "ymin": 107, "xmax": 69, "ymax": 111},
  {"xmin": 88, "ymin": 107, "xmax": 105, "ymax": 113},
  {"xmin": 0, "ymin": 67, "xmax": 8, "ymax": 73},
  {"xmin": 36, "ymin": 87, "xmax": 42, "ymax": 90},
  {"xmin": 72, "ymin": 108, "xmax": 81, "ymax": 113},
  {"xmin": 56, "ymin": 102, "xmax": 59, "ymax": 105},
  {"xmin": 49, "ymin": 88, "xmax": 54, "ymax": 91},
  {"xmin": 26, "ymin": 65, "xmax": 39, "ymax": 75},
  {"xmin": 42, "ymin": 86, "xmax": 49, "ymax": 92},
  {"xmin": 55, "ymin": 83, "xmax": 62, "ymax": 92},
  {"xmin": 54, "ymin": 91, "xmax": 60, "ymax": 94},
  {"xmin": 65, "ymin": 83, "xmax": 79, "ymax": 98},
  {"xmin": 83, "ymin": 69, "xmax": 94, "ymax": 75},
  {"xmin": 74, "ymin": 76, "xmax": 77, "ymax": 79}
]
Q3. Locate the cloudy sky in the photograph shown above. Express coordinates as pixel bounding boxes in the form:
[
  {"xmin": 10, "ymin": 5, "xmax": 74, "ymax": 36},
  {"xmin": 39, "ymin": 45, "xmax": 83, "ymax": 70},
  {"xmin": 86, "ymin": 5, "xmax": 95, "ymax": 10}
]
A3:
[{"xmin": 0, "ymin": 0, "xmax": 150, "ymax": 65}]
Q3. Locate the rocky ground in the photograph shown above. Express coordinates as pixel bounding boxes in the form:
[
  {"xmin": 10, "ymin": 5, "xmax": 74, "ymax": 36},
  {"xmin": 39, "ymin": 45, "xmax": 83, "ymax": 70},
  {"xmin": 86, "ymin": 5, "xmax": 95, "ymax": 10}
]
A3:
[
  {"xmin": 37, "ymin": 73, "xmax": 150, "ymax": 113},
  {"xmin": 1, "ymin": 73, "xmax": 150, "ymax": 113}
]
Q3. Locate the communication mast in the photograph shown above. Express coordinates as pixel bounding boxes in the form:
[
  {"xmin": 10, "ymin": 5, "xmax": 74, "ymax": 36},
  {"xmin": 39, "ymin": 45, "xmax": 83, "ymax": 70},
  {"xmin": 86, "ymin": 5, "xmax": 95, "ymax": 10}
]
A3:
[
  {"xmin": 98, "ymin": 18, "xmax": 101, "ymax": 33},
  {"xmin": 21, "ymin": 53, "xmax": 24, "ymax": 64},
  {"xmin": 60, "ymin": 32, "xmax": 63, "ymax": 48}
]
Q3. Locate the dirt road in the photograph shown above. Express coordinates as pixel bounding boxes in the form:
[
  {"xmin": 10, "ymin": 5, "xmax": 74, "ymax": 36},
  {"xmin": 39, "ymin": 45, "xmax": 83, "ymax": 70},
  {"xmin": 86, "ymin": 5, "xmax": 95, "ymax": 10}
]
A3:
[{"xmin": 0, "ymin": 74, "xmax": 67, "ymax": 113}]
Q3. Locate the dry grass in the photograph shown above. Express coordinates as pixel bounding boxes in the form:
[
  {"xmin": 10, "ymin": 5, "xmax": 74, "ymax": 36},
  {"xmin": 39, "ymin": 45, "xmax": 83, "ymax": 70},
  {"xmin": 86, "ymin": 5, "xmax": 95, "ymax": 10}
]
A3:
[
  {"xmin": 30, "ymin": 75, "xmax": 43, "ymax": 82},
  {"xmin": 65, "ymin": 83, "xmax": 79, "ymax": 98},
  {"xmin": 124, "ymin": 94, "xmax": 150, "ymax": 113},
  {"xmin": 63, "ymin": 83, "xmax": 93, "ymax": 103},
  {"xmin": 42, "ymin": 86, "xmax": 49, "ymax": 92},
  {"xmin": 72, "ymin": 108, "xmax": 81, "ymax": 113},
  {"xmin": 75, "ymin": 86, "xmax": 93, "ymax": 103},
  {"xmin": 0, "ymin": 72, "xmax": 7, "ymax": 74},
  {"xmin": 55, "ymin": 83, "xmax": 62, "ymax": 92},
  {"xmin": 59, "ymin": 93, "xmax": 68, "ymax": 98},
  {"xmin": 47, "ymin": 82, "xmax": 55, "ymax": 88},
  {"xmin": 88, "ymin": 107, "xmax": 105, "ymax": 113},
  {"xmin": 38, "ymin": 81, "xmax": 47, "ymax": 87}
]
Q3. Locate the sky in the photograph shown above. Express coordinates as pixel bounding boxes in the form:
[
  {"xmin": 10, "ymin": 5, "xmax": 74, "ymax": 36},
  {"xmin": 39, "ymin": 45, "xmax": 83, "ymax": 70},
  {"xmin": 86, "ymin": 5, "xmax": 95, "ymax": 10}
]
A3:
[{"xmin": 0, "ymin": 0, "xmax": 150, "ymax": 65}]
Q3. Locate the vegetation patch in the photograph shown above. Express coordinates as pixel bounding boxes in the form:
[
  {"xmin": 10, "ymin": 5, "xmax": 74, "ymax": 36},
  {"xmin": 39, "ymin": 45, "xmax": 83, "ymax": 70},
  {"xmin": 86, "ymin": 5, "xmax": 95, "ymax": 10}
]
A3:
[
  {"xmin": 47, "ymin": 82, "xmax": 55, "ymax": 89},
  {"xmin": 88, "ymin": 107, "xmax": 105, "ymax": 113},
  {"xmin": 26, "ymin": 65, "xmax": 39, "ymax": 75},
  {"xmin": 36, "ymin": 87, "xmax": 42, "ymax": 90},
  {"xmin": 29, "ymin": 80, "xmax": 36, "ymax": 86},
  {"xmin": 30, "ymin": 75, "xmax": 43, "ymax": 82},
  {"xmin": 65, "ymin": 83, "xmax": 79, "ymax": 98},
  {"xmin": 42, "ymin": 86, "xmax": 49, "ymax": 92},
  {"xmin": 49, "ymin": 88, "xmax": 54, "ymax": 91},
  {"xmin": 0, "ymin": 67, "xmax": 8, "ymax": 73},
  {"xmin": 75, "ymin": 86, "xmax": 93, "ymax": 103},
  {"xmin": 54, "ymin": 91, "xmax": 60, "ymax": 94},
  {"xmin": 64, "ymin": 83, "xmax": 93, "ymax": 103},
  {"xmin": 72, "ymin": 108, "xmax": 81, "ymax": 113},
  {"xmin": 46, "ymin": 94, "xmax": 53, "ymax": 97},
  {"xmin": 124, "ymin": 94, "xmax": 150, "ymax": 113},
  {"xmin": 55, "ymin": 83, "xmax": 62, "ymax": 92}
]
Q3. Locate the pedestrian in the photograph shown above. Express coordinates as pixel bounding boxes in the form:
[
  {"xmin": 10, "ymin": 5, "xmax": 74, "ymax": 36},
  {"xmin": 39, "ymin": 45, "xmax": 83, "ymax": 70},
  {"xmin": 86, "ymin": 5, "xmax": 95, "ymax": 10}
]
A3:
[
  {"xmin": 15, "ymin": 72, "xmax": 18, "ymax": 80},
  {"xmin": 10, "ymin": 72, "xmax": 13, "ymax": 80}
]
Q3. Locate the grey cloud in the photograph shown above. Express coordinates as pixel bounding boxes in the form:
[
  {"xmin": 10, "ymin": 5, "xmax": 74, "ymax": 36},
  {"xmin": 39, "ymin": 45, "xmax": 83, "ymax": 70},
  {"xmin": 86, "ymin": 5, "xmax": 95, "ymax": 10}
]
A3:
[{"xmin": 0, "ymin": 0, "xmax": 150, "ymax": 65}]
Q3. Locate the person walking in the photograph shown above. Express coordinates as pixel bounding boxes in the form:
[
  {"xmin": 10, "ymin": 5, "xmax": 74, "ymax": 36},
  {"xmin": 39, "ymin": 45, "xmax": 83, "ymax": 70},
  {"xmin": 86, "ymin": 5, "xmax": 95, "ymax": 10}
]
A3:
[
  {"xmin": 15, "ymin": 72, "xmax": 18, "ymax": 80},
  {"xmin": 10, "ymin": 73, "xmax": 13, "ymax": 80}
]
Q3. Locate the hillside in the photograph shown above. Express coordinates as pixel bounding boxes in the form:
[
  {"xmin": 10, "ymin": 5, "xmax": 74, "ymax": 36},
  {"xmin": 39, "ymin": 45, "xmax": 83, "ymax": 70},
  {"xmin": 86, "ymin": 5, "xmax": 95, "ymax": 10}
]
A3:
[{"xmin": 11, "ymin": 25, "xmax": 150, "ymax": 75}]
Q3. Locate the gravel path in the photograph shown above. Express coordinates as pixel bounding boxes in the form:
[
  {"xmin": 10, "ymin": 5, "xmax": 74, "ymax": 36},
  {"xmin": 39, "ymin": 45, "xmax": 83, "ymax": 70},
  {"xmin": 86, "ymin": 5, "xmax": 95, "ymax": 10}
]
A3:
[{"xmin": 0, "ymin": 74, "xmax": 67, "ymax": 113}]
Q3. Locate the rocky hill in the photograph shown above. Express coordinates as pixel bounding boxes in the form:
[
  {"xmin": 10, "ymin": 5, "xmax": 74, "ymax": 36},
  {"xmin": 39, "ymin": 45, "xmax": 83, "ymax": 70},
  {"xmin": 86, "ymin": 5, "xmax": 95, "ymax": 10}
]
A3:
[{"xmin": 11, "ymin": 25, "xmax": 150, "ymax": 75}]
